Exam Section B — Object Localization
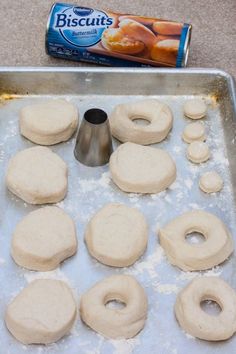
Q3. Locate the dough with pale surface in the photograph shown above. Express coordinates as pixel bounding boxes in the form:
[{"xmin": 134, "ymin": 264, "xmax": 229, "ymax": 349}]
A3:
[
  {"xmin": 109, "ymin": 142, "xmax": 176, "ymax": 193},
  {"xmin": 20, "ymin": 99, "xmax": 78, "ymax": 145},
  {"xmin": 182, "ymin": 122, "xmax": 206, "ymax": 143},
  {"xmin": 110, "ymin": 99, "xmax": 173, "ymax": 145},
  {"xmin": 175, "ymin": 276, "xmax": 236, "ymax": 341},
  {"xmin": 184, "ymin": 99, "xmax": 207, "ymax": 119},
  {"xmin": 80, "ymin": 275, "xmax": 147, "ymax": 339},
  {"xmin": 199, "ymin": 171, "xmax": 223, "ymax": 193},
  {"xmin": 85, "ymin": 203, "xmax": 148, "ymax": 267},
  {"xmin": 187, "ymin": 141, "xmax": 210, "ymax": 163},
  {"xmin": 159, "ymin": 210, "xmax": 233, "ymax": 271},
  {"xmin": 11, "ymin": 206, "xmax": 77, "ymax": 271},
  {"xmin": 6, "ymin": 146, "xmax": 68, "ymax": 204},
  {"xmin": 5, "ymin": 279, "xmax": 77, "ymax": 344}
]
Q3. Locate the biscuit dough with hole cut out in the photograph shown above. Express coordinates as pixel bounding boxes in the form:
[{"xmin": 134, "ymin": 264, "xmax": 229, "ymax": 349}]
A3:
[
  {"xmin": 187, "ymin": 141, "xmax": 210, "ymax": 163},
  {"xmin": 182, "ymin": 122, "xmax": 206, "ymax": 143},
  {"xmin": 175, "ymin": 276, "xmax": 236, "ymax": 341},
  {"xmin": 85, "ymin": 203, "xmax": 148, "ymax": 267},
  {"xmin": 80, "ymin": 274, "xmax": 147, "ymax": 339},
  {"xmin": 110, "ymin": 99, "xmax": 173, "ymax": 145},
  {"xmin": 20, "ymin": 99, "xmax": 78, "ymax": 145},
  {"xmin": 183, "ymin": 99, "xmax": 207, "ymax": 119},
  {"xmin": 11, "ymin": 206, "xmax": 77, "ymax": 271},
  {"xmin": 159, "ymin": 210, "xmax": 233, "ymax": 271},
  {"xmin": 6, "ymin": 146, "xmax": 68, "ymax": 204},
  {"xmin": 199, "ymin": 171, "xmax": 223, "ymax": 193},
  {"xmin": 109, "ymin": 142, "xmax": 176, "ymax": 194},
  {"xmin": 5, "ymin": 279, "xmax": 77, "ymax": 344}
]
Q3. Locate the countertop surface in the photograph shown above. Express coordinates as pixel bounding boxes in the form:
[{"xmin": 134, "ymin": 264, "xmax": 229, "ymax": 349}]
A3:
[{"xmin": 1, "ymin": 0, "xmax": 236, "ymax": 78}]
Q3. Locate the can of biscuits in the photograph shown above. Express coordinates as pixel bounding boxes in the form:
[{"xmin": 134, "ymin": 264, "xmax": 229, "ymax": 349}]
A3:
[{"xmin": 46, "ymin": 3, "xmax": 192, "ymax": 67}]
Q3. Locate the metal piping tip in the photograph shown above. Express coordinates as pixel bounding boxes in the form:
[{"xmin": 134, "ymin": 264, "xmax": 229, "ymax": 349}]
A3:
[{"xmin": 74, "ymin": 108, "xmax": 113, "ymax": 167}]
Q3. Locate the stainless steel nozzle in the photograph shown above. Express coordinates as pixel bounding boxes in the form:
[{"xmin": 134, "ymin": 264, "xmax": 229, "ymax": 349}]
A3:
[{"xmin": 74, "ymin": 108, "xmax": 113, "ymax": 167}]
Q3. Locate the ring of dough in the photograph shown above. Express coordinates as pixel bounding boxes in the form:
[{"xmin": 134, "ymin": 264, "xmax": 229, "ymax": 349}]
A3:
[
  {"xmin": 175, "ymin": 276, "xmax": 236, "ymax": 341},
  {"xmin": 159, "ymin": 210, "xmax": 233, "ymax": 271},
  {"xmin": 110, "ymin": 99, "xmax": 173, "ymax": 145},
  {"xmin": 80, "ymin": 275, "xmax": 148, "ymax": 339}
]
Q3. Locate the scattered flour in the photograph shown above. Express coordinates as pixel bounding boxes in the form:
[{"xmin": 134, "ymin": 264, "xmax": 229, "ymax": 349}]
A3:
[
  {"xmin": 108, "ymin": 338, "xmax": 140, "ymax": 354},
  {"xmin": 153, "ymin": 282, "xmax": 179, "ymax": 294}
]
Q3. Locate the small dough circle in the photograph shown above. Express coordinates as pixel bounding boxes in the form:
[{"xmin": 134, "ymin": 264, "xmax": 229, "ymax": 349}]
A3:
[
  {"xmin": 183, "ymin": 99, "xmax": 207, "ymax": 119},
  {"xmin": 11, "ymin": 206, "xmax": 77, "ymax": 271},
  {"xmin": 109, "ymin": 142, "xmax": 176, "ymax": 194},
  {"xmin": 80, "ymin": 275, "xmax": 148, "ymax": 339},
  {"xmin": 20, "ymin": 99, "xmax": 79, "ymax": 145},
  {"xmin": 5, "ymin": 279, "xmax": 77, "ymax": 344},
  {"xmin": 6, "ymin": 146, "xmax": 68, "ymax": 204},
  {"xmin": 187, "ymin": 141, "xmax": 210, "ymax": 163},
  {"xmin": 159, "ymin": 210, "xmax": 233, "ymax": 271},
  {"xmin": 199, "ymin": 171, "xmax": 223, "ymax": 193},
  {"xmin": 182, "ymin": 122, "xmax": 206, "ymax": 143},
  {"xmin": 175, "ymin": 276, "xmax": 236, "ymax": 341},
  {"xmin": 110, "ymin": 99, "xmax": 173, "ymax": 145},
  {"xmin": 85, "ymin": 203, "xmax": 148, "ymax": 267}
]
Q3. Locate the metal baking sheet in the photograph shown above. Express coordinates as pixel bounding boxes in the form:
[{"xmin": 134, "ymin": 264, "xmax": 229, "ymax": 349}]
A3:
[{"xmin": 0, "ymin": 68, "xmax": 236, "ymax": 354}]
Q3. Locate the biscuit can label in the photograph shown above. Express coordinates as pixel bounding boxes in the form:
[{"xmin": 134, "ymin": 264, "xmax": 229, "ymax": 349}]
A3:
[{"xmin": 46, "ymin": 3, "xmax": 192, "ymax": 67}]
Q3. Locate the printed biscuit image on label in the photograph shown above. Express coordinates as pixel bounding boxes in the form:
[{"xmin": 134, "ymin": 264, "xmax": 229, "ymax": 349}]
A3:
[{"xmin": 46, "ymin": 3, "xmax": 192, "ymax": 67}]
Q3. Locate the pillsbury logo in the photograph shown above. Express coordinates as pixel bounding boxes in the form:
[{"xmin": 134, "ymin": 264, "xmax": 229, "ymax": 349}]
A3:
[
  {"xmin": 53, "ymin": 5, "xmax": 113, "ymax": 47},
  {"xmin": 73, "ymin": 7, "xmax": 93, "ymax": 16}
]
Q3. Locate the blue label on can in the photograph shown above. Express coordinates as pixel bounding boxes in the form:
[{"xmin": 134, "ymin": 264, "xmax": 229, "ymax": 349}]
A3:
[{"xmin": 51, "ymin": 4, "xmax": 113, "ymax": 47}]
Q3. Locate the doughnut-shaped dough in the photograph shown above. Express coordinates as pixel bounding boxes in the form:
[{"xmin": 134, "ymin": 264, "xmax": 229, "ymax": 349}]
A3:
[
  {"xmin": 101, "ymin": 28, "xmax": 145, "ymax": 55},
  {"xmin": 182, "ymin": 122, "xmax": 206, "ymax": 143},
  {"xmin": 6, "ymin": 146, "xmax": 68, "ymax": 204},
  {"xmin": 152, "ymin": 21, "xmax": 182, "ymax": 35},
  {"xmin": 175, "ymin": 276, "xmax": 236, "ymax": 341},
  {"xmin": 5, "ymin": 279, "xmax": 77, "ymax": 344},
  {"xmin": 150, "ymin": 39, "xmax": 179, "ymax": 65},
  {"xmin": 85, "ymin": 203, "xmax": 148, "ymax": 267},
  {"xmin": 20, "ymin": 99, "xmax": 78, "ymax": 145},
  {"xmin": 11, "ymin": 206, "xmax": 77, "ymax": 271},
  {"xmin": 110, "ymin": 99, "xmax": 173, "ymax": 145},
  {"xmin": 119, "ymin": 19, "xmax": 156, "ymax": 50},
  {"xmin": 109, "ymin": 142, "xmax": 176, "ymax": 194},
  {"xmin": 80, "ymin": 275, "xmax": 148, "ymax": 339},
  {"xmin": 159, "ymin": 210, "xmax": 233, "ymax": 271},
  {"xmin": 184, "ymin": 99, "xmax": 207, "ymax": 119},
  {"xmin": 187, "ymin": 141, "xmax": 210, "ymax": 163},
  {"xmin": 199, "ymin": 171, "xmax": 223, "ymax": 193}
]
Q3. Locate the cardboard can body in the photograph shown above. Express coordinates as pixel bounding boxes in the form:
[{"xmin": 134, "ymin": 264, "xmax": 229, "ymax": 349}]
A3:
[{"xmin": 46, "ymin": 3, "xmax": 192, "ymax": 67}]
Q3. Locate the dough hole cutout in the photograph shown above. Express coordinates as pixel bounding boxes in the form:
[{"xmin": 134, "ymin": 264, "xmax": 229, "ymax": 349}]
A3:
[
  {"xmin": 185, "ymin": 231, "xmax": 206, "ymax": 245},
  {"xmin": 105, "ymin": 299, "xmax": 126, "ymax": 310},
  {"xmin": 200, "ymin": 299, "xmax": 222, "ymax": 317},
  {"xmin": 132, "ymin": 117, "xmax": 150, "ymax": 126}
]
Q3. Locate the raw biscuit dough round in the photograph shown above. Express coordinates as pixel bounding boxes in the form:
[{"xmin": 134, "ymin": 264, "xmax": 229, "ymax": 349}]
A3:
[
  {"xmin": 182, "ymin": 122, "xmax": 206, "ymax": 143},
  {"xmin": 110, "ymin": 99, "xmax": 173, "ymax": 145},
  {"xmin": 5, "ymin": 279, "xmax": 77, "ymax": 344},
  {"xmin": 159, "ymin": 210, "xmax": 233, "ymax": 271},
  {"xmin": 85, "ymin": 203, "xmax": 148, "ymax": 267},
  {"xmin": 11, "ymin": 206, "xmax": 77, "ymax": 271},
  {"xmin": 6, "ymin": 146, "xmax": 68, "ymax": 204},
  {"xmin": 175, "ymin": 276, "xmax": 236, "ymax": 341},
  {"xmin": 199, "ymin": 171, "xmax": 223, "ymax": 193},
  {"xmin": 109, "ymin": 142, "xmax": 176, "ymax": 194},
  {"xmin": 183, "ymin": 99, "xmax": 207, "ymax": 119},
  {"xmin": 20, "ymin": 99, "xmax": 78, "ymax": 145},
  {"xmin": 187, "ymin": 141, "xmax": 210, "ymax": 163},
  {"xmin": 80, "ymin": 274, "xmax": 148, "ymax": 339}
]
